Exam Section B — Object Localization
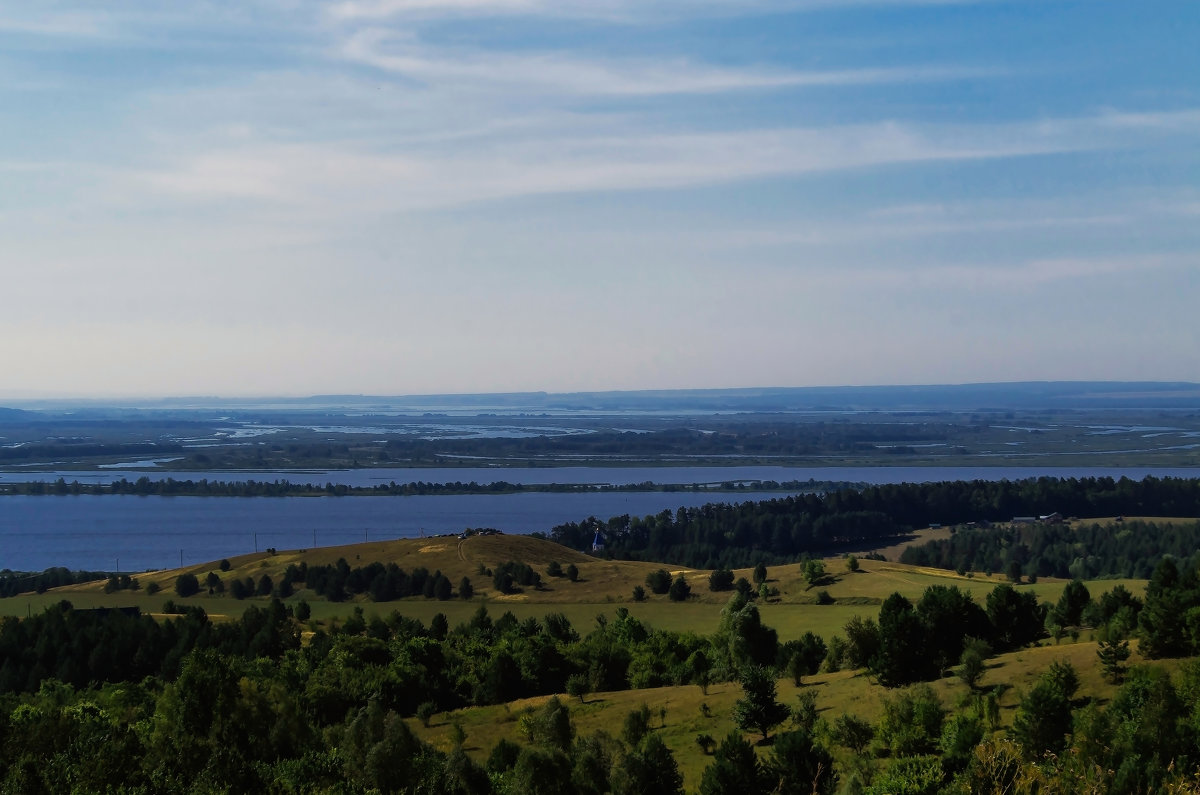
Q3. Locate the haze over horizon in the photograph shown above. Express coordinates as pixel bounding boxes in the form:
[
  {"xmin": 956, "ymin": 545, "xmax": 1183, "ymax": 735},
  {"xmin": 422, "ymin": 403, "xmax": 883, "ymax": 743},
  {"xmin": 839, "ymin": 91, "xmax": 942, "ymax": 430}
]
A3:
[
  {"xmin": 4, "ymin": 380, "xmax": 1200, "ymax": 409},
  {"xmin": 2, "ymin": 2, "xmax": 1197, "ymax": 396}
]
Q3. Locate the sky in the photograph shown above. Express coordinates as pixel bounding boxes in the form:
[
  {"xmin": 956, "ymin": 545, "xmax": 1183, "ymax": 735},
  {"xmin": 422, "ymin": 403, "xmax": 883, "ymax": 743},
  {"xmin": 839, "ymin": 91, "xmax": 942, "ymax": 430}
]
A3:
[{"xmin": 1, "ymin": 1, "xmax": 1198, "ymax": 398}]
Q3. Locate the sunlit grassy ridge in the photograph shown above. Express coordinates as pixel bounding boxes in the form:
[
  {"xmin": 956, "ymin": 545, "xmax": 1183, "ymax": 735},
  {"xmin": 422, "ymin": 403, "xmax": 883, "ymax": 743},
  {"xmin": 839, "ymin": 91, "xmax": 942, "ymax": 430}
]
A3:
[{"xmin": 6, "ymin": 531, "xmax": 1146, "ymax": 632}]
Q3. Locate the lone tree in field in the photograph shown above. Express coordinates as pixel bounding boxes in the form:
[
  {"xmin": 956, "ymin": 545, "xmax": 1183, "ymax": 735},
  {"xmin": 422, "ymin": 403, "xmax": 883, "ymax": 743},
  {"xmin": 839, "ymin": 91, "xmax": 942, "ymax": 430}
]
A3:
[
  {"xmin": 669, "ymin": 575, "xmax": 692, "ymax": 602},
  {"xmin": 958, "ymin": 645, "xmax": 987, "ymax": 690},
  {"xmin": 803, "ymin": 559, "xmax": 825, "ymax": 588},
  {"xmin": 646, "ymin": 569, "xmax": 672, "ymax": 594},
  {"xmin": 1097, "ymin": 637, "xmax": 1131, "ymax": 683},
  {"xmin": 566, "ymin": 673, "xmax": 590, "ymax": 704},
  {"xmin": 174, "ymin": 573, "xmax": 200, "ymax": 597},
  {"xmin": 732, "ymin": 665, "xmax": 790, "ymax": 744}
]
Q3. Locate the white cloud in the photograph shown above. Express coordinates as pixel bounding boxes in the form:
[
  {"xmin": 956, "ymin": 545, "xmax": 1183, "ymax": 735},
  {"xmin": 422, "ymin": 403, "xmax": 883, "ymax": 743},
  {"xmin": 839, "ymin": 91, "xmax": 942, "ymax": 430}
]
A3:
[
  {"xmin": 340, "ymin": 27, "xmax": 999, "ymax": 96},
  {"xmin": 131, "ymin": 112, "xmax": 1119, "ymax": 213},
  {"xmin": 908, "ymin": 252, "xmax": 1194, "ymax": 290},
  {"xmin": 1095, "ymin": 108, "xmax": 1200, "ymax": 132},
  {"xmin": 327, "ymin": 0, "xmax": 990, "ymax": 23}
]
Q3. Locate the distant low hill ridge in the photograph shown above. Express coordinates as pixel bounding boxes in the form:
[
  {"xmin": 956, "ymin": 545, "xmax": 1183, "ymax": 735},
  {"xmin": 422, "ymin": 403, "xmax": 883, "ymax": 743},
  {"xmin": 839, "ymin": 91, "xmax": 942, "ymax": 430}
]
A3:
[{"xmin": 12, "ymin": 380, "xmax": 1200, "ymax": 412}]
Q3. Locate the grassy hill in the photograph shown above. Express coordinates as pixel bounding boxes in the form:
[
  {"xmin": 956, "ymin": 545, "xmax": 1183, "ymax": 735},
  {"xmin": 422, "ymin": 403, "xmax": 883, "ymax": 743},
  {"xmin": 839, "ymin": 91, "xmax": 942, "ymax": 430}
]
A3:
[
  {"xmin": 409, "ymin": 637, "xmax": 1164, "ymax": 791},
  {"xmin": 3, "ymin": 532, "xmax": 1145, "ymax": 639}
]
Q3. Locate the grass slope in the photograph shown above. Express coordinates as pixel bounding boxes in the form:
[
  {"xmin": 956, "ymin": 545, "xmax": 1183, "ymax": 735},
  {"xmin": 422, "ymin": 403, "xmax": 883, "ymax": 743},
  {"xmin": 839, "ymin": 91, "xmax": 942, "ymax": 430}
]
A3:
[
  {"xmin": 412, "ymin": 638, "xmax": 1166, "ymax": 791},
  {"xmin": 3, "ymin": 533, "xmax": 1146, "ymax": 635}
]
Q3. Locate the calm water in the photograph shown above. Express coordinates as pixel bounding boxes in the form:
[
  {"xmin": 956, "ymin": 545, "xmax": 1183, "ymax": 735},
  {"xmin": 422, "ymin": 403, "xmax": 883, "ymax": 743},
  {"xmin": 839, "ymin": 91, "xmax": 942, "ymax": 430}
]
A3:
[
  {"xmin": 4, "ymin": 465, "xmax": 1198, "ymax": 572},
  {"xmin": 0, "ymin": 490, "xmax": 794, "ymax": 572}
]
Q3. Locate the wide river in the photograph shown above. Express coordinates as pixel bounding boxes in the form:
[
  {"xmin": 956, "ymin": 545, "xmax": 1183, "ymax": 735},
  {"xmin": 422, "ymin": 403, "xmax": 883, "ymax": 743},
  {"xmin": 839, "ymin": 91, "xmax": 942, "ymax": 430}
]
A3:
[{"xmin": 2, "ymin": 465, "xmax": 1197, "ymax": 572}]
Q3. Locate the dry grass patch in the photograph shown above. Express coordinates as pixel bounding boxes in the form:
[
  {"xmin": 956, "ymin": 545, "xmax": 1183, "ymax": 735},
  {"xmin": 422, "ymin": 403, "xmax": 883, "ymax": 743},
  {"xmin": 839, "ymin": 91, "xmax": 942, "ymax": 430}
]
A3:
[{"xmin": 13, "ymin": 534, "xmax": 1148, "ymax": 634}]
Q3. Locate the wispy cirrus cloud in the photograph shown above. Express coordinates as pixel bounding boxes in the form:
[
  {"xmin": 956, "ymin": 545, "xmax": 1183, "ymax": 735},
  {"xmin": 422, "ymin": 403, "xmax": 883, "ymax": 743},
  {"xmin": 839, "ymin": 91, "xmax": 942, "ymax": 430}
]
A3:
[
  {"xmin": 131, "ymin": 112, "xmax": 1117, "ymax": 212},
  {"xmin": 0, "ymin": 10, "xmax": 111, "ymax": 38},
  {"xmin": 851, "ymin": 251, "xmax": 1198, "ymax": 293},
  {"xmin": 339, "ymin": 28, "xmax": 1001, "ymax": 96},
  {"xmin": 328, "ymin": 0, "xmax": 993, "ymax": 23}
]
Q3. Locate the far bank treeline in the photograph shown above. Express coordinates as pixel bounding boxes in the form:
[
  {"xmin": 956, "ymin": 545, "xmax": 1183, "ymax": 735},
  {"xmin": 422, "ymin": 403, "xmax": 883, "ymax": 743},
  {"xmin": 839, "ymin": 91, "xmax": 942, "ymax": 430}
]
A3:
[
  {"xmin": 551, "ymin": 475, "xmax": 1200, "ymax": 568},
  {"xmin": 0, "ymin": 475, "xmax": 853, "ymax": 497}
]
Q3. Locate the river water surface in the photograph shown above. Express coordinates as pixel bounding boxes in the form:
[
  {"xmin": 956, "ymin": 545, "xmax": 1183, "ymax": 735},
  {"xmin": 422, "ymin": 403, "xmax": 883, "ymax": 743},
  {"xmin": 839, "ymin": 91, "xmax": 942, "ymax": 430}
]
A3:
[{"xmin": 3, "ymin": 465, "xmax": 1198, "ymax": 572}]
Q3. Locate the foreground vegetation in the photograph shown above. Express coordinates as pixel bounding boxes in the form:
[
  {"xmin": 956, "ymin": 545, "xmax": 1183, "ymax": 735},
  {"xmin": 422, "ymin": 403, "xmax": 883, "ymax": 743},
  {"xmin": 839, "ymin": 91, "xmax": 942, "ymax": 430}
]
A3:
[{"xmin": 6, "ymin": 528, "xmax": 1200, "ymax": 793}]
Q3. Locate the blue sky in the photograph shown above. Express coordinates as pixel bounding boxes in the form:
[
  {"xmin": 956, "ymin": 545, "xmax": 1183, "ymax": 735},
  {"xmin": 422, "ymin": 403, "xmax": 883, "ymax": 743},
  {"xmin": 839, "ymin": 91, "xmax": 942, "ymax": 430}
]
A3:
[{"xmin": 1, "ymin": 1, "xmax": 1197, "ymax": 397}]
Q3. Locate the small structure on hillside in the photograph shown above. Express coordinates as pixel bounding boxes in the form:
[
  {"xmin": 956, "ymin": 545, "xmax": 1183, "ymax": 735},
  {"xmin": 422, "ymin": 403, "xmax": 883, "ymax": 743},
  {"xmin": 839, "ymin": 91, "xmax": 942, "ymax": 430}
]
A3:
[
  {"xmin": 592, "ymin": 531, "xmax": 604, "ymax": 552},
  {"xmin": 1012, "ymin": 512, "xmax": 1063, "ymax": 526}
]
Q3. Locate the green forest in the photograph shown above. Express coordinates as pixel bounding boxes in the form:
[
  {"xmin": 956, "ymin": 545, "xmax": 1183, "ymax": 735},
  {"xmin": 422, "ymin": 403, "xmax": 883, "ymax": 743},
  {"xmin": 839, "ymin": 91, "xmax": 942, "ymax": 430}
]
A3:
[
  {"xmin": 5, "ymin": 555, "xmax": 1200, "ymax": 793},
  {"xmin": 551, "ymin": 475, "xmax": 1200, "ymax": 568}
]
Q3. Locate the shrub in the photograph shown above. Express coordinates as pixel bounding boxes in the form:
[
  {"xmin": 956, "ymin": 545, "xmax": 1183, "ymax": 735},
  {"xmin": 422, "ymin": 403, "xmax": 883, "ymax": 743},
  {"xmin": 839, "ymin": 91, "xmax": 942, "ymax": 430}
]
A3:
[
  {"xmin": 646, "ymin": 569, "xmax": 671, "ymax": 594},
  {"xmin": 622, "ymin": 704, "xmax": 653, "ymax": 746},
  {"xmin": 174, "ymin": 573, "xmax": 200, "ymax": 597},
  {"xmin": 878, "ymin": 684, "xmax": 946, "ymax": 757},
  {"xmin": 709, "ymin": 568, "xmax": 735, "ymax": 591},
  {"xmin": 668, "ymin": 575, "xmax": 691, "ymax": 602}
]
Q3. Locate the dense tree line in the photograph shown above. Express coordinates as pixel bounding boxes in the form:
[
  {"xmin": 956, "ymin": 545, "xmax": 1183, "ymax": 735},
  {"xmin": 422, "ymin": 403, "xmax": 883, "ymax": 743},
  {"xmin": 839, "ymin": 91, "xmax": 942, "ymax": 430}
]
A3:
[
  {"xmin": 855, "ymin": 584, "xmax": 1045, "ymax": 687},
  {"xmin": 1135, "ymin": 556, "xmax": 1200, "ymax": 660},
  {"xmin": 552, "ymin": 505, "xmax": 904, "ymax": 568},
  {"xmin": 379, "ymin": 420, "xmax": 959, "ymax": 461},
  {"xmin": 0, "ymin": 592, "xmax": 801, "ymax": 711},
  {"xmin": 0, "ymin": 600, "xmax": 296, "ymax": 694},
  {"xmin": 553, "ymin": 476, "xmax": 1200, "ymax": 568},
  {"xmin": 284, "ymin": 559, "xmax": 466, "ymax": 603},
  {"xmin": 0, "ymin": 567, "xmax": 110, "ymax": 598},
  {"xmin": 902, "ymin": 518, "xmax": 1200, "ymax": 580}
]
